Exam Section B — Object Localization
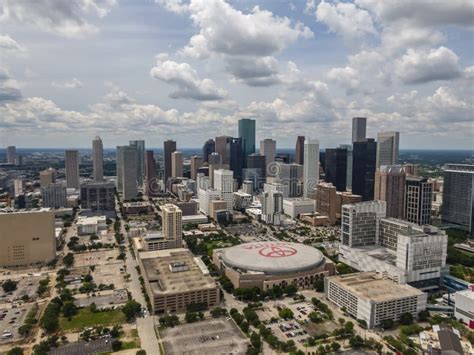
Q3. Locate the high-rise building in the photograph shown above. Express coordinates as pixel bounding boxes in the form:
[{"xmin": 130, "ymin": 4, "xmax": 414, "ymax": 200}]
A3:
[
  {"xmin": 405, "ymin": 176, "xmax": 432, "ymax": 226},
  {"xmin": 238, "ymin": 118, "xmax": 256, "ymax": 157},
  {"xmin": 6, "ymin": 146, "xmax": 16, "ymax": 165},
  {"xmin": 65, "ymin": 150, "xmax": 80, "ymax": 189},
  {"xmin": 325, "ymin": 147, "xmax": 348, "ymax": 192},
  {"xmin": 228, "ymin": 137, "xmax": 244, "ymax": 183},
  {"xmin": 352, "ymin": 139, "xmax": 377, "ymax": 201},
  {"xmin": 442, "ymin": 164, "xmax": 474, "ymax": 235},
  {"xmin": 295, "ymin": 136, "xmax": 305, "ymax": 165},
  {"xmin": 163, "ymin": 140, "xmax": 176, "ymax": 185},
  {"xmin": 352, "ymin": 117, "xmax": 367, "ymax": 143},
  {"xmin": 0, "ymin": 210, "xmax": 56, "ymax": 267},
  {"xmin": 129, "ymin": 140, "xmax": 145, "ymax": 185},
  {"xmin": 208, "ymin": 152, "xmax": 222, "ymax": 165},
  {"xmin": 315, "ymin": 182, "xmax": 337, "ymax": 225},
  {"xmin": 42, "ymin": 182, "xmax": 67, "ymax": 208},
  {"xmin": 259, "ymin": 138, "xmax": 276, "ymax": 175},
  {"xmin": 376, "ymin": 131, "xmax": 399, "ymax": 168},
  {"xmin": 214, "ymin": 169, "xmax": 234, "ymax": 211},
  {"xmin": 247, "ymin": 153, "xmax": 266, "ymax": 179},
  {"xmin": 261, "ymin": 191, "xmax": 283, "ymax": 225},
  {"xmin": 171, "ymin": 151, "xmax": 183, "ymax": 178},
  {"xmin": 340, "ymin": 144, "xmax": 353, "ymax": 190},
  {"xmin": 374, "ymin": 165, "xmax": 406, "ymax": 219},
  {"xmin": 40, "ymin": 168, "xmax": 56, "ymax": 188},
  {"xmin": 274, "ymin": 162, "xmax": 303, "ymax": 197},
  {"xmin": 13, "ymin": 179, "xmax": 23, "ymax": 197},
  {"xmin": 117, "ymin": 145, "xmax": 138, "ymax": 200},
  {"xmin": 92, "ymin": 136, "xmax": 104, "ymax": 182},
  {"xmin": 336, "ymin": 191, "xmax": 362, "ymax": 217},
  {"xmin": 190, "ymin": 156, "xmax": 203, "ymax": 181},
  {"xmin": 161, "ymin": 204, "xmax": 183, "ymax": 247},
  {"xmin": 215, "ymin": 136, "xmax": 230, "ymax": 164},
  {"xmin": 303, "ymin": 139, "xmax": 320, "ymax": 197},
  {"xmin": 145, "ymin": 150, "xmax": 158, "ymax": 196},
  {"xmin": 202, "ymin": 139, "xmax": 215, "ymax": 163},
  {"xmin": 80, "ymin": 181, "xmax": 116, "ymax": 211}
]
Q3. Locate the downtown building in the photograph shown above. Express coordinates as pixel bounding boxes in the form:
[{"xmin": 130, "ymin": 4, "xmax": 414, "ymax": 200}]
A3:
[
  {"xmin": 202, "ymin": 139, "xmax": 215, "ymax": 163},
  {"xmin": 303, "ymin": 139, "xmax": 320, "ymax": 197},
  {"xmin": 376, "ymin": 131, "xmax": 400, "ymax": 168},
  {"xmin": 163, "ymin": 140, "xmax": 177, "ymax": 187},
  {"xmin": 65, "ymin": 150, "xmax": 80, "ymax": 189},
  {"xmin": 405, "ymin": 176, "xmax": 432, "ymax": 226},
  {"xmin": 261, "ymin": 190, "xmax": 284, "ymax": 225},
  {"xmin": 352, "ymin": 139, "xmax": 377, "ymax": 201},
  {"xmin": 80, "ymin": 181, "xmax": 116, "ymax": 212},
  {"xmin": 260, "ymin": 138, "xmax": 276, "ymax": 175},
  {"xmin": 324, "ymin": 147, "xmax": 348, "ymax": 191},
  {"xmin": 42, "ymin": 182, "xmax": 67, "ymax": 208},
  {"xmin": 374, "ymin": 165, "xmax": 406, "ymax": 219},
  {"xmin": 116, "ymin": 145, "xmax": 138, "ymax": 201},
  {"xmin": 238, "ymin": 118, "xmax": 256, "ymax": 157},
  {"xmin": 92, "ymin": 136, "xmax": 104, "ymax": 181}
]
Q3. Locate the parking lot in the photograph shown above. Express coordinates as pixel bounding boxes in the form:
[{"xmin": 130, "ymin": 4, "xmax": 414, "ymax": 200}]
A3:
[
  {"xmin": 73, "ymin": 249, "xmax": 120, "ymax": 268},
  {"xmin": 0, "ymin": 274, "xmax": 49, "ymax": 303},
  {"xmin": 74, "ymin": 289, "xmax": 128, "ymax": 310},
  {"xmin": 49, "ymin": 338, "xmax": 114, "ymax": 355},
  {"xmin": 92, "ymin": 262, "xmax": 127, "ymax": 290},
  {"xmin": 160, "ymin": 318, "xmax": 249, "ymax": 355},
  {"xmin": 0, "ymin": 304, "xmax": 34, "ymax": 343}
]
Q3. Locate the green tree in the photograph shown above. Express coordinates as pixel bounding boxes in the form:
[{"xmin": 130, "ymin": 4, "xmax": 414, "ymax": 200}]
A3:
[
  {"xmin": 278, "ymin": 307, "xmax": 294, "ymax": 319},
  {"xmin": 7, "ymin": 347, "xmax": 24, "ymax": 355},
  {"xmin": 314, "ymin": 279, "xmax": 325, "ymax": 292},
  {"xmin": 250, "ymin": 332, "xmax": 261, "ymax": 351},
  {"xmin": 418, "ymin": 310, "xmax": 430, "ymax": 322},
  {"xmin": 2, "ymin": 279, "xmax": 18, "ymax": 292},
  {"xmin": 283, "ymin": 284, "xmax": 297, "ymax": 297},
  {"xmin": 62, "ymin": 301, "xmax": 77, "ymax": 318},
  {"xmin": 349, "ymin": 335, "xmax": 365, "ymax": 349},
  {"xmin": 331, "ymin": 342, "xmax": 341, "ymax": 352},
  {"xmin": 111, "ymin": 340, "xmax": 122, "ymax": 351},
  {"xmin": 185, "ymin": 311, "xmax": 198, "ymax": 323},
  {"xmin": 399, "ymin": 312, "xmax": 414, "ymax": 325},
  {"xmin": 136, "ymin": 351, "xmax": 146, "ymax": 355},
  {"xmin": 63, "ymin": 253, "xmax": 74, "ymax": 268},
  {"xmin": 122, "ymin": 300, "xmax": 142, "ymax": 321}
]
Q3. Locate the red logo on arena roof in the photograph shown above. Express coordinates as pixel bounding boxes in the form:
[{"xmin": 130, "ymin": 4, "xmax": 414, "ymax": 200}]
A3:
[{"xmin": 258, "ymin": 244, "xmax": 297, "ymax": 258}]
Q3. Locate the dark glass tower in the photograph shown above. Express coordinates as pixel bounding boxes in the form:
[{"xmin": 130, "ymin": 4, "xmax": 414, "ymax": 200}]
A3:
[
  {"xmin": 202, "ymin": 139, "xmax": 215, "ymax": 163},
  {"xmin": 238, "ymin": 119, "xmax": 256, "ymax": 157},
  {"xmin": 163, "ymin": 140, "xmax": 176, "ymax": 186},
  {"xmin": 352, "ymin": 139, "xmax": 377, "ymax": 201},
  {"xmin": 228, "ymin": 137, "xmax": 244, "ymax": 184},
  {"xmin": 295, "ymin": 136, "xmax": 305, "ymax": 165},
  {"xmin": 325, "ymin": 148, "xmax": 348, "ymax": 191}
]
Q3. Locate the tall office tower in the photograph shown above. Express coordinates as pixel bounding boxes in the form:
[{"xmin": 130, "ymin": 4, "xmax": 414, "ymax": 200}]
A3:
[
  {"xmin": 238, "ymin": 118, "xmax": 256, "ymax": 157},
  {"xmin": 0, "ymin": 210, "xmax": 56, "ymax": 267},
  {"xmin": 274, "ymin": 162, "xmax": 303, "ymax": 197},
  {"xmin": 261, "ymin": 191, "xmax": 283, "ymax": 225},
  {"xmin": 161, "ymin": 204, "xmax": 183, "ymax": 247},
  {"xmin": 228, "ymin": 137, "xmax": 244, "ymax": 183},
  {"xmin": 202, "ymin": 139, "xmax": 215, "ymax": 163},
  {"xmin": 303, "ymin": 139, "xmax": 320, "ymax": 197},
  {"xmin": 374, "ymin": 165, "xmax": 406, "ymax": 219},
  {"xmin": 376, "ymin": 131, "xmax": 400, "ymax": 168},
  {"xmin": 315, "ymin": 182, "xmax": 337, "ymax": 225},
  {"xmin": 241, "ymin": 181, "xmax": 253, "ymax": 195},
  {"xmin": 41, "ymin": 182, "xmax": 67, "ymax": 208},
  {"xmin": 405, "ymin": 176, "xmax": 432, "ymax": 226},
  {"xmin": 6, "ymin": 146, "xmax": 16, "ymax": 164},
  {"xmin": 92, "ymin": 136, "xmax": 104, "ymax": 182},
  {"xmin": 352, "ymin": 138, "xmax": 377, "ymax": 201},
  {"xmin": 295, "ymin": 136, "xmax": 305, "ymax": 165},
  {"xmin": 13, "ymin": 179, "xmax": 23, "ymax": 197},
  {"xmin": 404, "ymin": 164, "xmax": 418, "ymax": 176},
  {"xmin": 442, "ymin": 164, "xmax": 474, "ymax": 235},
  {"xmin": 339, "ymin": 144, "xmax": 353, "ymax": 190},
  {"xmin": 65, "ymin": 150, "xmax": 80, "ymax": 189},
  {"xmin": 145, "ymin": 150, "xmax": 158, "ymax": 196},
  {"xmin": 325, "ymin": 147, "xmax": 348, "ymax": 191},
  {"xmin": 129, "ymin": 140, "xmax": 145, "ymax": 185},
  {"xmin": 341, "ymin": 200, "xmax": 387, "ymax": 247},
  {"xmin": 171, "ymin": 151, "xmax": 183, "ymax": 178},
  {"xmin": 259, "ymin": 138, "xmax": 276, "ymax": 174},
  {"xmin": 40, "ymin": 168, "xmax": 56, "ymax": 188},
  {"xmin": 208, "ymin": 152, "xmax": 222, "ymax": 165},
  {"xmin": 215, "ymin": 136, "xmax": 230, "ymax": 164},
  {"xmin": 163, "ymin": 140, "xmax": 177, "ymax": 186},
  {"xmin": 214, "ymin": 169, "xmax": 234, "ymax": 211},
  {"xmin": 190, "ymin": 156, "xmax": 203, "ymax": 181},
  {"xmin": 80, "ymin": 181, "xmax": 116, "ymax": 211},
  {"xmin": 117, "ymin": 145, "xmax": 138, "ymax": 200},
  {"xmin": 352, "ymin": 117, "xmax": 367, "ymax": 143},
  {"xmin": 247, "ymin": 153, "xmax": 266, "ymax": 179}
]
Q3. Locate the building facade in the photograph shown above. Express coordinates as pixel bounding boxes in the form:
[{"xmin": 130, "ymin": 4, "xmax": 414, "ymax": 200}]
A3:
[
  {"xmin": 65, "ymin": 150, "xmax": 80, "ymax": 189},
  {"xmin": 352, "ymin": 138, "xmax": 377, "ymax": 201},
  {"xmin": 80, "ymin": 181, "xmax": 116, "ymax": 211},
  {"xmin": 238, "ymin": 118, "xmax": 256, "ymax": 157},
  {"xmin": 352, "ymin": 117, "xmax": 367, "ymax": 143},
  {"xmin": 163, "ymin": 140, "xmax": 177, "ymax": 186},
  {"xmin": 260, "ymin": 138, "xmax": 276, "ymax": 175},
  {"xmin": 42, "ymin": 182, "xmax": 67, "ymax": 208},
  {"xmin": 374, "ymin": 165, "xmax": 406, "ymax": 219},
  {"xmin": 92, "ymin": 136, "xmax": 104, "ymax": 181},
  {"xmin": 325, "ymin": 147, "xmax": 348, "ymax": 191},
  {"xmin": 171, "ymin": 151, "xmax": 183, "ymax": 178},
  {"xmin": 376, "ymin": 131, "xmax": 400, "ymax": 168},
  {"xmin": 303, "ymin": 139, "xmax": 320, "ymax": 198},
  {"xmin": 161, "ymin": 204, "xmax": 183, "ymax": 247},
  {"xmin": 405, "ymin": 176, "xmax": 432, "ymax": 226},
  {"xmin": 214, "ymin": 169, "xmax": 234, "ymax": 211}
]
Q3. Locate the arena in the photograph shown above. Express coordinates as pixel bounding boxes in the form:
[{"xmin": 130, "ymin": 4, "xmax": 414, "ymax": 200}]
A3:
[{"xmin": 213, "ymin": 242, "xmax": 335, "ymax": 291}]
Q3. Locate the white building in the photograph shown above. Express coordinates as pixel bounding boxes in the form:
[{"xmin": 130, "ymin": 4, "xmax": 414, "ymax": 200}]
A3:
[
  {"xmin": 283, "ymin": 197, "xmax": 315, "ymax": 218},
  {"xmin": 214, "ymin": 169, "xmax": 234, "ymax": 211},
  {"xmin": 161, "ymin": 204, "xmax": 183, "ymax": 247},
  {"xmin": 198, "ymin": 188, "xmax": 220, "ymax": 216},
  {"xmin": 261, "ymin": 191, "xmax": 283, "ymax": 225},
  {"xmin": 233, "ymin": 191, "xmax": 252, "ymax": 210},
  {"xmin": 77, "ymin": 215, "xmax": 107, "ymax": 235},
  {"xmin": 13, "ymin": 178, "xmax": 23, "ymax": 197},
  {"xmin": 325, "ymin": 272, "xmax": 427, "ymax": 329},
  {"xmin": 264, "ymin": 182, "xmax": 289, "ymax": 198},
  {"xmin": 376, "ymin": 131, "xmax": 400, "ymax": 168},
  {"xmin": 303, "ymin": 139, "xmax": 319, "ymax": 197},
  {"xmin": 454, "ymin": 288, "xmax": 474, "ymax": 327}
]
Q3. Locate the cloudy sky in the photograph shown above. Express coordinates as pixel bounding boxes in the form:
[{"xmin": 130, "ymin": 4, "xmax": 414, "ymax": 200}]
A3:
[{"xmin": 0, "ymin": 0, "xmax": 473, "ymax": 149}]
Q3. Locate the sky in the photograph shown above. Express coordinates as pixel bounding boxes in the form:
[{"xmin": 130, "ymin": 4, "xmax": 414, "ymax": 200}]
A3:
[{"xmin": 0, "ymin": 0, "xmax": 473, "ymax": 149}]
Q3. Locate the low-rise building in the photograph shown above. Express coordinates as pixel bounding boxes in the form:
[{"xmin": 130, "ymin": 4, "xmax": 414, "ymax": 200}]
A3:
[
  {"xmin": 454, "ymin": 287, "xmax": 474, "ymax": 329},
  {"xmin": 141, "ymin": 232, "xmax": 180, "ymax": 251},
  {"xmin": 182, "ymin": 214, "xmax": 209, "ymax": 225},
  {"xmin": 77, "ymin": 215, "xmax": 107, "ymax": 235},
  {"xmin": 233, "ymin": 191, "xmax": 252, "ymax": 210},
  {"xmin": 283, "ymin": 197, "xmax": 315, "ymax": 218},
  {"xmin": 123, "ymin": 201, "xmax": 153, "ymax": 215},
  {"xmin": 325, "ymin": 272, "xmax": 427, "ymax": 329},
  {"xmin": 419, "ymin": 325, "xmax": 473, "ymax": 354},
  {"xmin": 138, "ymin": 249, "xmax": 220, "ymax": 314}
]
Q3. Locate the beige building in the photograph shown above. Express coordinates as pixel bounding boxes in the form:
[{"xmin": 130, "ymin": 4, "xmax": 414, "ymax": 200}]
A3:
[
  {"xmin": 190, "ymin": 156, "xmax": 203, "ymax": 181},
  {"xmin": 161, "ymin": 204, "xmax": 182, "ymax": 247},
  {"xmin": 39, "ymin": 168, "xmax": 56, "ymax": 188},
  {"xmin": 209, "ymin": 200, "xmax": 227, "ymax": 220},
  {"xmin": 171, "ymin": 151, "xmax": 183, "ymax": 178},
  {"xmin": 314, "ymin": 182, "xmax": 337, "ymax": 225},
  {"xmin": 0, "ymin": 210, "xmax": 56, "ymax": 267},
  {"xmin": 335, "ymin": 191, "xmax": 362, "ymax": 218},
  {"xmin": 138, "ymin": 249, "xmax": 220, "ymax": 314},
  {"xmin": 374, "ymin": 165, "xmax": 406, "ymax": 218}
]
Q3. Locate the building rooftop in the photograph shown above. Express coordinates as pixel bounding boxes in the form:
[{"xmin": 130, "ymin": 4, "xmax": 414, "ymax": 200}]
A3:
[
  {"xmin": 328, "ymin": 272, "xmax": 424, "ymax": 302},
  {"xmin": 123, "ymin": 201, "xmax": 152, "ymax": 207},
  {"xmin": 139, "ymin": 249, "xmax": 216, "ymax": 295}
]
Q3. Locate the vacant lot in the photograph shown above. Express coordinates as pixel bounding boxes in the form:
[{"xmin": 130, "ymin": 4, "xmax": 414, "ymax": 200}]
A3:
[{"xmin": 59, "ymin": 308, "xmax": 125, "ymax": 331}]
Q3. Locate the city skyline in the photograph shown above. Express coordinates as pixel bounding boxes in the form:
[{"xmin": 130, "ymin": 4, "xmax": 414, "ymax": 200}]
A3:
[{"xmin": 0, "ymin": 0, "xmax": 473, "ymax": 149}]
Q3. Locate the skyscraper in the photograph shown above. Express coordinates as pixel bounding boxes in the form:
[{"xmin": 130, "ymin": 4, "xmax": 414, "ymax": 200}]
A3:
[
  {"xmin": 303, "ymin": 139, "xmax": 320, "ymax": 197},
  {"xmin": 352, "ymin": 117, "xmax": 367, "ymax": 143},
  {"xmin": 247, "ymin": 153, "xmax": 266, "ymax": 179},
  {"xmin": 374, "ymin": 165, "xmax": 406, "ymax": 219},
  {"xmin": 261, "ymin": 191, "xmax": 283, "ymax": 225},
  {"xmin": 40, "ymin": 168, "xmax": 56, "ymax": 188},
  {"xmin": 376, "ymin": 131, "xmax": 400, "ymax": 168},
  {"xmin": 161, "ymin": 204, "xmax": 183, "ymax": 247},
  {"xmin": 190, "ymin": 155, "xmax": 203, "ymax": 181},
  {"xmin": 202, "ymin": 139, "xmax": 215, "ymax": 163},
  {"xmin": 228, "ymin": 137, "xmax": 244, "ymax": 183},
  {"xmin": 214, "ymin": 169, "xmax": 234, "ymax": 211},
  {"xmin": 121, "ymin": 146, "xmax": 138, "ymax": 200},
  {"xmin": 208, "ymin": 152, "xmax": 222, "ymax": 165},
  {"xmin": 295, "ymin": 136, "xmax": 305, "ymax": 165},
  {"xmin": 339, "ymin": 144, "xmax": 353, "ymax": 190},
  {"xmin": 442, "ymin": 164, "xmax": 474, "ymax": 235},
  {"xmin": 163, "ymin": 140, "xmax": 176, "ymax": 185},
  {"xmin": 324, "ymin": 147, "xmax": 348, "ymax": 192},
  {"xmin": 92, "ymin": 136, "xmax": 104, "ymax": 182},
  {"xmin": 65, "ymin": 150, "xmax": 80, "ymax": 189},
  {"xmin": 6, "ymin": 146, "xmax": 16, "ymax": 165},
  {"xmin": 238, "ymin": 118, "xmax": 256, "ymax": 157},
  {"xmin": 129, "ymin": 140, "xmax": 145, "ymax": 185},
  {"xmin": 171, "ymin": 151, "xmax": 183, "ymax": 178},
  {"xmin": 259, "ymin": 138, "xmax": 276, "ymax": 175},
  {"xmin": 42, "ymin": 182, "xmax": 67, "ymax": 208},
  {"xmin": 352, "ymin": 138, "xmax": 377, "ymax": 201},
  {"xmin": 215, "ymin": 136, "xmax": 230, "ymax": 164},
  {"xmin": 145, "ymin": 150, "xmax": 158, "ymax": 196},
  {"xmin": 405, "ymin": 176, "xmax": 432, "ymax": 226}
]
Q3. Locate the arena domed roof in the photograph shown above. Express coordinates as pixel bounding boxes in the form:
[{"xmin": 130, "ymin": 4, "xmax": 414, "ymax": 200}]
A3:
[{"xmin": 221, "ymin": 242, "xmax": 325, "ymax": 275}]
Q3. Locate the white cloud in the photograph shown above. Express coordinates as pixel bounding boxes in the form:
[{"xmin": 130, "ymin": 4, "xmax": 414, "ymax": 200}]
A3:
[
  {"xmin": 395, "ymin": 46, "xmax": 462, "ymax": 84},
  {"xmin": 315, "ymin": 0, "xmax": 376, "ymax": 41},
  {"xmin": 0, "ymin": 67, "xmax": 22, "ymax": 103},
  {"xmin": 150, "ymin": 56, "xmax": 228, "ymax": 100},
  {"xmin": 0, "ymin": 34, "xmax": 25, "ymax": 52},
  {"xmin": 51, "ymin": 78, "xmax": 83, "ymax": 89},
  {"xmin": 327, "ymin": 66, "xmax": 360, "ymax": 94},
  {"xmin": 226, "ymin": 56, "xmax": 281, "ymax": 87},
  {"xmin": 0, "ymin": 0, "xmax": 117, "ymax": 37}
]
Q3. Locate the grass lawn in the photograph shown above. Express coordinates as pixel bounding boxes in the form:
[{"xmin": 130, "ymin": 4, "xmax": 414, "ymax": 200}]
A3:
[{"xmin": 60, "ymin": 308, "xmax": 126, "ymax": 330}]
